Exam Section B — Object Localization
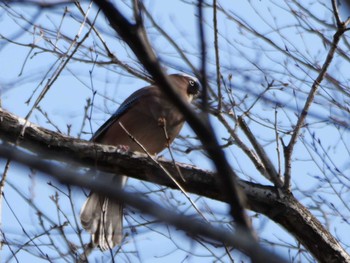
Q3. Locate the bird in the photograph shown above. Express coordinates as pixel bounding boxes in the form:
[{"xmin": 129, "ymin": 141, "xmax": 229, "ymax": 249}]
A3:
[{"xmin": 80, "ymin": 73, "xmax": 200, "ymax": 251}]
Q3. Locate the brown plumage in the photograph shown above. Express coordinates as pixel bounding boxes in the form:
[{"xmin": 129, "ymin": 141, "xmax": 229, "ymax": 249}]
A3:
[{"xmin": 80, "ymin": 74, "xmax": 200, "ymax": 251}]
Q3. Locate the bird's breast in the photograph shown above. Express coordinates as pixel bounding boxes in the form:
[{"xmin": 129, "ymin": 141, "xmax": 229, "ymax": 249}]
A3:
[{"xmin": 99, "ymin": 101, "xmax": 185, "ymax": 155}]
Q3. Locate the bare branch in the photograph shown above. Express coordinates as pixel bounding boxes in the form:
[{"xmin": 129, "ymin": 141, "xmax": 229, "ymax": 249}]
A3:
[
  {"xmin": 0, "ymin": 107, "xmax": 349, "ymax": 263},
  {"xmin": 0, "ymin": 143, "xmax": 287, "ymax": 263},
  {"xmin": 213, "ymin": 0, "xmax": 222, "ymax": 112},
  {"xmin": 238, "ymin": 116, "xmax": 283, "ymax": 187},
  {"xmin": 284, "ymin": 8, "xmax": 348, "ymax": 190}
]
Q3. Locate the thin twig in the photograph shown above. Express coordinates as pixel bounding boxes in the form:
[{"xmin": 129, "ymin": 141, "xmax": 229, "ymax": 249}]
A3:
[
  {"xmin": 118, "ymin": 122, "xmax": 209, "ymax": 223},
  {"xmin": 217, "ymin": 113, "xmax": 267, "ymax": 178},
  {"xmin": 274, "ymin": 106, "xmax": 282, "ymax": 178},
  {"xmin": 159, "ymin": 119, "xmax": 186, "ymax": 182},
  {"xmin": 198, "ymin": 0, "xmax": 209, "ymax": 113},
  {"xmin": 331, "ymin": 0, "xmax": 342, "ymax": 27},
  {"xmin": 238, "ymin": 116, "xmax": 283, "ymax": 187},
  {"xmin": 213, "ymin": 0, "xmax": 222, "ymax": 112}
]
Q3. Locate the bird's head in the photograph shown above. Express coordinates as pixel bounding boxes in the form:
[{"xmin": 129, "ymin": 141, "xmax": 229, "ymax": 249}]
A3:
[{"xmin": 169, "ymin": 73, "xmax": 201, "ymax": 103}]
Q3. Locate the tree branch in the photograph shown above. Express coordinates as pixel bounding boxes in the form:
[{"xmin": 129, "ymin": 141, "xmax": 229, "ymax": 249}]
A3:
[
  {"xmin": 0, "ymin": 108, "xmax": 349, "ymax": 263},
  {"xmin": 0, "ymin": 142, "xmax": 287, "ymax": 263},
  {"xmin": 284, "ymin": 3, "xmax": 349, "ymax": 190}
]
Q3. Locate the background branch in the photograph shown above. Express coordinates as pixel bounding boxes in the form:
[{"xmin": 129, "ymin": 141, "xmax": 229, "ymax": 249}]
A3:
[{"xmin": 91, "ymin": 0, "xmax": 253, "ymax": 236}]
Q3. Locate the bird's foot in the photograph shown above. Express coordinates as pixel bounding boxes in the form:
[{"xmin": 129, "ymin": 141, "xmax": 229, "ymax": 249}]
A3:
[{"xmin": 116, "ymin": 145, "xmax": 130, "ymax": 152}]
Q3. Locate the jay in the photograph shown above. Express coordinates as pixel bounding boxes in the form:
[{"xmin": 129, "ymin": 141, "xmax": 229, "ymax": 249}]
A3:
[{"xmin": 80, "ymin": 73, "xmax": 200, "ymax": 251}]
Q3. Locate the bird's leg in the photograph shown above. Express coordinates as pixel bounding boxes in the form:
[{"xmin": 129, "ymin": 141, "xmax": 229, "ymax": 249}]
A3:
[
  {"xmin": 158, "ymin": 117, "xmax": 170, "ymax": 147},
  {"xmin": 116, "ymin": 145, "xmax": 130, "ymax": 152}
]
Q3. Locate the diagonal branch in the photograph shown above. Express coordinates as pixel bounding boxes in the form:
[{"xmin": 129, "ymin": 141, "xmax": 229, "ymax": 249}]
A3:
[
  {"xmin": 91, "ymin": 0, "xmax": 253, "ymax": 236},
  {"xmin": 283, "ymin": 4, "xmax": 349, "ymax": 190}
]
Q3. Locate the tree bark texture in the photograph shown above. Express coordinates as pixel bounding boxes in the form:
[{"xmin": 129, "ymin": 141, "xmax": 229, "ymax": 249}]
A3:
[{"xmin": 0, "ymin": 108, "xmax": 349, "ymax": 263}]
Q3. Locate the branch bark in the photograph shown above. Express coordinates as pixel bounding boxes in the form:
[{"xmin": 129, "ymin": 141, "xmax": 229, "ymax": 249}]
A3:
[
  {"xmin": 0, "ymin": 141, "xmax": 286, "ymax": 263},
  {"xmin": 0, "ymin": 108, "xmax": 349, "ymax": 262}
]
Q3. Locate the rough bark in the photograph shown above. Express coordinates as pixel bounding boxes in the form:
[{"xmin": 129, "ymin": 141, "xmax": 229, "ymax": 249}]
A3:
[{"xmin": 0, "ymin": 108, "xmax": 349, "ymax": 262}]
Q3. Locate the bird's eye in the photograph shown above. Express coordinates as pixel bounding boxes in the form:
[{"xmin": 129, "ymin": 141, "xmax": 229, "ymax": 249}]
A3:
[{"xmin": 187, "ymin": 78, "xmax": 200, "ymax": 96}]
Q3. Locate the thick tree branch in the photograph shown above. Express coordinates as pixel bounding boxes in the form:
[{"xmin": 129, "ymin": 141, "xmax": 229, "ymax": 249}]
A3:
[
  {"xmin": 0, "ymin": 143, "xmax": 286, "ymax": 263},
  {"xmin": 0, "ymin": 109, "xmax": 349, "ymax": 262}
]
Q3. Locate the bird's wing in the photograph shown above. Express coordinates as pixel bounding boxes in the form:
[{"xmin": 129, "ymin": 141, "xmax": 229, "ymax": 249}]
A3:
[{"xmin": 91, "ymin": 85, "xmax": 158, "ymax": 142}]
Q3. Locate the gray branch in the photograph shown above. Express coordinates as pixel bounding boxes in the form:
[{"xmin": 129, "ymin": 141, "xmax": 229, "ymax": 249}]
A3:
[{"xmin": 0, "ymin": 108, "xmax": 349, "ymax": 262}]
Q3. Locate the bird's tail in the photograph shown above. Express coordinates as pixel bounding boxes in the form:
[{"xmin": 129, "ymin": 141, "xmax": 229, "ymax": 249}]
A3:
[{"xmin": 80, "ymin": 192, "xmax": 123, "ymax": 251}]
